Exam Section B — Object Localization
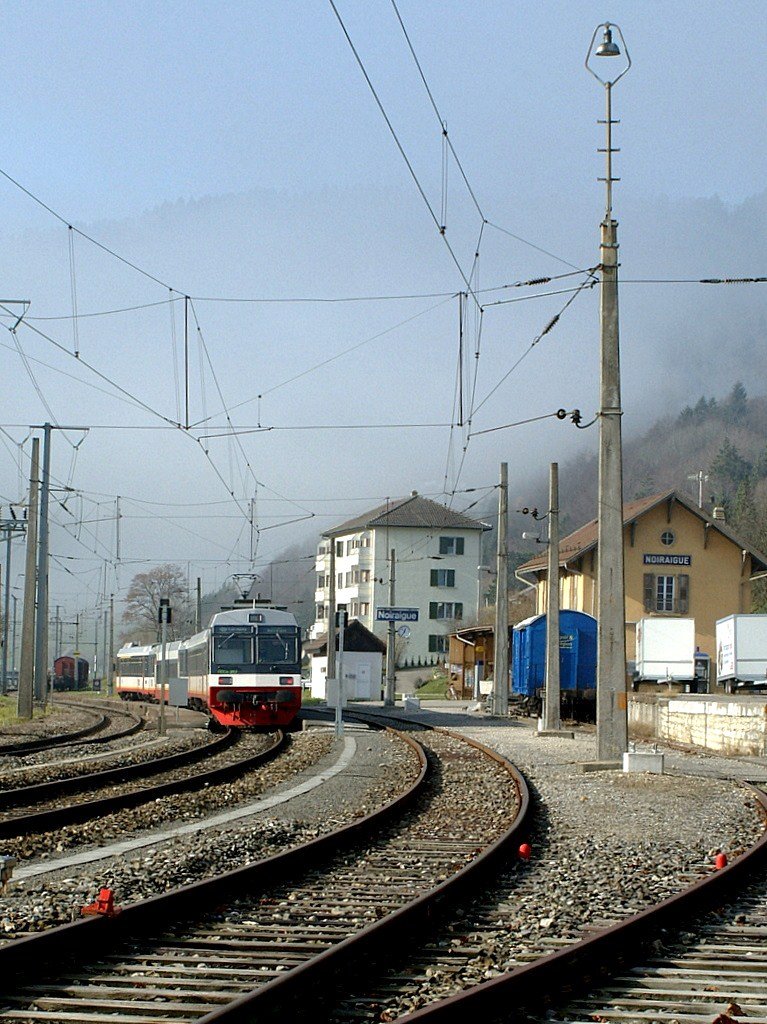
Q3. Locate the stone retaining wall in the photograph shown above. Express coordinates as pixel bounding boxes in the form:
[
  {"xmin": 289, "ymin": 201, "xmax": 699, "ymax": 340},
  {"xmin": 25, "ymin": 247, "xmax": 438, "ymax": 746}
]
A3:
[{"xmin": 629, "ymin": 693, "xmax": 767, "ymax": 756}]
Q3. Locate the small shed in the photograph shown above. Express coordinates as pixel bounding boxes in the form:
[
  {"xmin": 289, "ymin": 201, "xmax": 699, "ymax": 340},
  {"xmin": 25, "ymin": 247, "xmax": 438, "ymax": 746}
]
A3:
[
  {"xmin": 304, "ymin": 619, "xmax": 386, "ymax": 701},
  {"xmin": 448, "ymin": 625, "xmax": 506, "ymax": 699}
]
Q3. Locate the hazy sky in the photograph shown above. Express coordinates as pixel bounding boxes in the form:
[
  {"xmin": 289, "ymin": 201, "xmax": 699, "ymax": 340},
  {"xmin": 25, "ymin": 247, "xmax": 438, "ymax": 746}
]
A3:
[{"xmin": 0, "ymin": 0, "xmax": 765, "ymax": 642}]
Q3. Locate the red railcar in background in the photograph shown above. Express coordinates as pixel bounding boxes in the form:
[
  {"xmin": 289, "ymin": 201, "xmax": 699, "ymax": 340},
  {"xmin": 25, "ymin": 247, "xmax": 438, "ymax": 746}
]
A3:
[{"xmin": 53, "ymin": 655, "xmax": 89, "ymax": 691}]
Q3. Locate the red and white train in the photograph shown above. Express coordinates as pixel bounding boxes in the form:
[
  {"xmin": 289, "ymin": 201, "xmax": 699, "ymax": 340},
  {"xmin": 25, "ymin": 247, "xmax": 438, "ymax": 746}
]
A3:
[{"xmin": 116, "ymin": 607, "xmax": 302, "ymax": 728}]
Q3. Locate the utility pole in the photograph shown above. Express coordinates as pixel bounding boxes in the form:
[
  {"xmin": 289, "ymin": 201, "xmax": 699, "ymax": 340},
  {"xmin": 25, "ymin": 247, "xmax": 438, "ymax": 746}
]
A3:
[
  {"xmin": 326, "ymin": 539, "xmax": 336, "ymax": 687},
  {"xmin": 587, "ymin": 24, "xmax": 631, "ymax": 762},
  {"xmin": 384, "ymin": 548, "xmax": 396, "ymax": 706},
  {"xmin": 335, "ymin": 605, "xmax": 347, "ymax": 738},
  {"xmin": 108, "ymin": 594, "xmax": 115, "ymax": 697},
  {"xmin": 18, "ymin": 437, "xmax": 40, "ymax": 719},
  {"xmin": 542, "ymin": 463, "xmax": 561, "ymax": 732},
  {"xmin": 196, "ymin": 577, "xmax": 202, "ymax": 632},
  {"xmin": 1, "ymin": 510, "xmax": 26, "ymax": 694},
  {"xmin": 34, "ymin": 424, "xmax": 52, "ymax": 703},
  {"xmin": 102, "ymin": 608, "xmax": 108, "ymax": 690},
  {"xmin": 158, "ymin": 598, "xmax": 170, "ymax": 736},
  {"xmin": 687, "ymin": 470, "xmax": 709, "ymax": 510},
  {"xmin": 93, "ymin": 618, "xmax": 99, "ymax": 685},
  {"xmin": 11, "ymin": 594, "xmax": 17, "ymax": 679},
  {"xmin": 493, "ymin": 463, "xmax": 509, "ymax": 716}
]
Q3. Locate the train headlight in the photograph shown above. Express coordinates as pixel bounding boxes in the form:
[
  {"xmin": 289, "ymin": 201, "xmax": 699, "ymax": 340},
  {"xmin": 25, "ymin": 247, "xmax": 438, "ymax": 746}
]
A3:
[
  {"xmin": 279, "ymin": 676, "xmax": 292, "ymax": 686},
  {"xmin": 218, "ymin": 676, "xmax": 233, "ymax": 686}
]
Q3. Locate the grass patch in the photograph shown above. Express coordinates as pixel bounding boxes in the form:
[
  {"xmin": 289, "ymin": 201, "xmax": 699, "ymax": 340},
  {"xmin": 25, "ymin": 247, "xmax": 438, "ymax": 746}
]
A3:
[{"xmin": 0, "ymin": 695, "xmax": 20, "ymax": 726}]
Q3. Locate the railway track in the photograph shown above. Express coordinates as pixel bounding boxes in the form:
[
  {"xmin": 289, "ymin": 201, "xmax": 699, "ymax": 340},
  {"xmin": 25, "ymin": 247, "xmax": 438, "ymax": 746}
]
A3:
[
  {"xmin": 0, "ymin": 729, "xmax": 285, "ymax": 845},
  {"xmin": 0, "ymin": 723, "xmax": 528, "ymax": 1023},
  {"xmin": 0, "ymin": 700, "xmax": 143, "ymax": 756},
  {"xmin": 376, "ymin": 783, "xmax": 767, "ymax": 1024},
  {"xmin": 0, "ymin": 728, "xmax": 234, "ymax": 808}
]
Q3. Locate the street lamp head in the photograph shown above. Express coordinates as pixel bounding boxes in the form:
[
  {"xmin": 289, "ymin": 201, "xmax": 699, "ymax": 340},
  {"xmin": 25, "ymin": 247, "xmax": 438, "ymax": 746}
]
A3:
[
  {"xmin": 585, "ymin": 22, "xmax": 631, "ymax": 86},
  {"xmin": 595, "ymin": 24, "xmax": 620, "ymax": 57}
]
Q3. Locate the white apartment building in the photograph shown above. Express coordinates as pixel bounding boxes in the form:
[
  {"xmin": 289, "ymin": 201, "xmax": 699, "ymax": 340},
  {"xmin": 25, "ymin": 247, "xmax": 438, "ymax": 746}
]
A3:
[{"xmin": 309, "ymin": 492, "xmax": 490, "ymax": 667}]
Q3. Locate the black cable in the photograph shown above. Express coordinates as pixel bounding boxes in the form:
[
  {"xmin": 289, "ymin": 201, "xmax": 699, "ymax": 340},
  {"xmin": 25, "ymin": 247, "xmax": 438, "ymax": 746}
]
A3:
[{"xmin": 328, "ymin": 0, "xmax": 482, "ymax": 309}]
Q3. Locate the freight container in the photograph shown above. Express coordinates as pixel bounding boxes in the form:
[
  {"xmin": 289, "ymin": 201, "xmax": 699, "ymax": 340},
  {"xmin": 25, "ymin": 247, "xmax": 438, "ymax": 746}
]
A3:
[
  {"xmin": 634, "ymin": 618, "xmax": 695, "ymax": 684},
  {"xmin": 716, "ymin": 614, "xmax": 767, "ymax": 690},
  {"xmin": 512, "ymin": 611, "xmax": 597, "ymax": 717}
]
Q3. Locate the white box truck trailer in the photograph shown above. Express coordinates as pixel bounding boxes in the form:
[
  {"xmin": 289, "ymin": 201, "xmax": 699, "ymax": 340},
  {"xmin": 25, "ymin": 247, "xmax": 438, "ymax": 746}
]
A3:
[
  {"xmin": 716, "ymin": 614, "xmax": 767, "ymax": 690},
  {"xmin": 635, "ymin": 618, "xmax": 695, "ymax": 684}
]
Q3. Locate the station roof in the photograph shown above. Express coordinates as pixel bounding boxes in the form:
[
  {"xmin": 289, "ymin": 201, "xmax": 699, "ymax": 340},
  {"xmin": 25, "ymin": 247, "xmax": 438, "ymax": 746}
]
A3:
[
  {"xmin": 304, "ymin": 618, "xmax": 387, "ymax": 655},
  {"xmin": 517, "ymin": 489, "xmax": 767, "ymax": 578}
]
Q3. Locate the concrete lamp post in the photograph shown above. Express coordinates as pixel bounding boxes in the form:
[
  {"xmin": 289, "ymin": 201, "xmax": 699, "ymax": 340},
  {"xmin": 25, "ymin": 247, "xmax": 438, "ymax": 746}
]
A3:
[{"xmin": 586, "ymin": 23, "xmax": 631, "ymax": 764}]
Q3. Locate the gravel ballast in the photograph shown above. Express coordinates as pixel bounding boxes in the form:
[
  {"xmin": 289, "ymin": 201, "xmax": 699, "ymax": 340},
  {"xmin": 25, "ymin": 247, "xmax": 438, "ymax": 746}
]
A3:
[
  {"xmin": 0, "ymin": 725, "xmax": 421, "ymax": 941},
  {"xmin": 337, "ymin": 707, "xmax": 767, "ymax": 1022}
]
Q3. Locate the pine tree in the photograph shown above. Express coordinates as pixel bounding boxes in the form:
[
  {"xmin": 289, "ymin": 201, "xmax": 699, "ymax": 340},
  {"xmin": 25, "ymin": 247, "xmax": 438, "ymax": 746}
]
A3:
[{"xmin": 723, "ymin": 381, "xmax": 748, "ymax": 425}]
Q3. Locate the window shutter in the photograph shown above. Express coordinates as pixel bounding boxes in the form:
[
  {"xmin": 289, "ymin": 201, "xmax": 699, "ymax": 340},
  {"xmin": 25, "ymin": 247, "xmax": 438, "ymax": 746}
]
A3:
[
  {"xmin": 447, "ymin": 569, "xmax": 455, "ymax": 587},
  {"xmin": 456, "ymin": 603, "xmax": 463, "ymax": 620},
  {"xmin": 430, "ymin": 569, "xmax": 438, "ymax": 586},
  {"xmin": 439, "ymin": 537, "xmax": 448, "ymax": 554},
  {"xmin": 456, "ymin": 537, "xmax": 464, "ymax": 555},
  {"xmin": 428, "ymin": 635, "xmax": 436, "ymax": 653},
  {"xmin": 643, "ymin": 573, "xmax": 654, "ymax": 613},
  {"xmin": 677, "ymin": 574, "xmax": 689, "ymax": 614},
  {"xmin": 429, "ymin": 602, "xmax": 438, "ymax": 619}
]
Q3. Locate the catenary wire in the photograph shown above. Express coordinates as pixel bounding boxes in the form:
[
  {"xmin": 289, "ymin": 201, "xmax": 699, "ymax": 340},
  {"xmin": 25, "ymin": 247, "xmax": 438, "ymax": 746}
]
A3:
[{"xmin": 328, "ymin": 0, "xmax": 483, "ymax": 310}]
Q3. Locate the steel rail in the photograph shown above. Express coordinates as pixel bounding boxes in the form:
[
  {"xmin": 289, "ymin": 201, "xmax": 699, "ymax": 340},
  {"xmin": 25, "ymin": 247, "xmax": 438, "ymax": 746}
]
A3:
[
  {"xmin": 0, "ymin": 727, "xmax": 235, "ymax": 809},
  {"xmin": 0, "ymin": 725, "xmax": 430, "ymax": 991},
  {"xmin": 0, "ymin": 699, "xmax": 145, "ymax": 755},
  {"xmin": 0, "ymin": 705, "xmax": 108, "ymax": 755},
  {"xmin": 394, "ymin": 782, "xmax": 767, "ymax": 1023},
  {"xmin": 195, "ymin": 726, "xmax": 531, "ymax": 1024},
  {"xmin": 0, "ymin": 728, "xmax": 285, "ymax": 840}
]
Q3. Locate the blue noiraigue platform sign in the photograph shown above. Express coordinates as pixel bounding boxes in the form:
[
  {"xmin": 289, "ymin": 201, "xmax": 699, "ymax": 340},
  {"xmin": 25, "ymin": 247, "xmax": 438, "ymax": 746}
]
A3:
[{"xmin": 376, "ymin": 607, "xmax": 419, "ymax": 622}]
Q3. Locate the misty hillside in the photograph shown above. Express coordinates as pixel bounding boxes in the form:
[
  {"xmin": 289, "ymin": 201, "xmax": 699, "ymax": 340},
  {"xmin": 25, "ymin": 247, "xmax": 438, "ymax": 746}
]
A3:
[
  {"xmin": 557, "ymin": 382, "xmax": 767, "ymax": 532},
  {"xmin": 264, "ymin": 382, "xmax": 767, "ymax": 621}
]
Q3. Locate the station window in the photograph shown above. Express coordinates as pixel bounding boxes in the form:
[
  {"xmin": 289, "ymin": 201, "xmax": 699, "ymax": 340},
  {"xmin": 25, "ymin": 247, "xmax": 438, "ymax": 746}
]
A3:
[
  {"xmin": 644, "ymin": 573, "xmax": 689, "ymax": 614},
  {"xmin": 439, "ymin": 536, "xmax": 465, "ymax": 555},
  {"xmin": 430, "ymin": 568, "xmax": 455, "ymax": 588},
  {"xmin": 428, "ymin": 635, "xmax": 449, "ymax": 653},
  {"xmin": 429, "ymin": 601, "xmax": 463, "ymax": 620},
  {"xmin": 660, "ymin": 530, "xmax": 675, "ymax": 546}
]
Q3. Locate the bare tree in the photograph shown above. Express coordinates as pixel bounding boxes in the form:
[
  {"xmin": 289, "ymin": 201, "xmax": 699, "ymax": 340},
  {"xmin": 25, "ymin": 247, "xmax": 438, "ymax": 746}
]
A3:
[{"xmin": 122, "ymin": 564, "xmax": 194, "ymax": 643}]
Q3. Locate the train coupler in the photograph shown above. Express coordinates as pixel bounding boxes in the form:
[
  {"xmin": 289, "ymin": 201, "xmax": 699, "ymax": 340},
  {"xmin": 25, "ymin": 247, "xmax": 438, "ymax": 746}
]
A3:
[{"xmin": 81, "ymin": 887, "xmax": 121, "ymax": 917}]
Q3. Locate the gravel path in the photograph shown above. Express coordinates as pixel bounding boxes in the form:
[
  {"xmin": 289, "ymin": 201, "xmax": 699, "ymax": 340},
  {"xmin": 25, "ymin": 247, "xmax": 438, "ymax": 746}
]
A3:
[
  {"xmin": 0, "ymin": 724, "xmax": 420, "ymax": 941},
  {"xmin": 340, "ymin": 706, "xmax": 767, "ymax": 1022}
]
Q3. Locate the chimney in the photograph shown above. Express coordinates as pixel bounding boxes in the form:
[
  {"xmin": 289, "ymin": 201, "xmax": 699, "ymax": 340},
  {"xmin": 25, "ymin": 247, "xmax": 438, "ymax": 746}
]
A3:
[
  {"xmin": 712, "ymin": 506, "xmax": 726, "ymax": 522},
  {"xmin": 411, "ymin": 490, "xmax": 418, "ymax": 497}
]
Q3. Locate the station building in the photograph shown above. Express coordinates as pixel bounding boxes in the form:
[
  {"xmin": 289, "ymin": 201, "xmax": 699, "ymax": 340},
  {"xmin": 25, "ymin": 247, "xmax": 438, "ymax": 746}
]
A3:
[{"xmin": 515, "ymin": 490, "xmax": 767, "ymax": 688}]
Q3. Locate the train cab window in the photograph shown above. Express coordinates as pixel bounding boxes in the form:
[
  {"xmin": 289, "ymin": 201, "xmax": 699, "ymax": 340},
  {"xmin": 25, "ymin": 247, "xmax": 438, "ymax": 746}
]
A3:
[
  {"xmin": 256, "ymin": 627, "xmax": 300, "ymax": 668},
  {"xmin": 213, "ymin": 631, "xmax": 254, "ymax": 667}
]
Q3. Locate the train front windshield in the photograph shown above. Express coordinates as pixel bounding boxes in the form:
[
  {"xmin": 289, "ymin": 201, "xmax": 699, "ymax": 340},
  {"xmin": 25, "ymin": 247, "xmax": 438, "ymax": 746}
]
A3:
[
  {"xmin": 213, "ymin": 628, "xmax": 254, "ymax": 668},
  {"xmin": 211, "ymin": 624, "xmax": 300, "ymax": 674},
  {"xmin": 256, "ymin": 627, "xmax": 300, "ymax": 671}
]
